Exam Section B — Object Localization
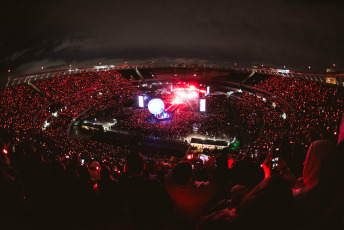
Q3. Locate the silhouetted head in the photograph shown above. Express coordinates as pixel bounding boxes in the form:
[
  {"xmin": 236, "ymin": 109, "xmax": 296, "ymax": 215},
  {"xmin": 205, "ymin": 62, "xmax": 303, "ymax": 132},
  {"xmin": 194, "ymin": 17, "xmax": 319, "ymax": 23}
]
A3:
[
  {"xmin": 100, "ymin": 165, "xmax": 114, "ymax": 181},
  {"xmin": 303, "ymin": 140, "xmax": 337, "ymax": 190},
  {"xmin": 172, "ymin": 161, "xmax": 193, "ymax": 185},
  {"xmin": 126, "ymin": 152, "xmax": 145, "ymax": 175}
]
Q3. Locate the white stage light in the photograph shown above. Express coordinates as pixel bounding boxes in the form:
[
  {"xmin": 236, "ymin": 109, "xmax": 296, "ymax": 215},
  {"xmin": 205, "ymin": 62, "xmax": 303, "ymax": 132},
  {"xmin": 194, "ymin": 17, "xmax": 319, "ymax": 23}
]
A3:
[{"xmin": 148, "ymin": 98, "xmax": 165, "ymax": 115}]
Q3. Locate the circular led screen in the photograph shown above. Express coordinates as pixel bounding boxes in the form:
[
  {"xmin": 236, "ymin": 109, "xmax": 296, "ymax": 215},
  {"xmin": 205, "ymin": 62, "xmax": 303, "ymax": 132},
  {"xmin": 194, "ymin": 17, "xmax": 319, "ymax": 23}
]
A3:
[{"xmin": 148, "ymin": 98, "xmax": 165, "ymax": 115}]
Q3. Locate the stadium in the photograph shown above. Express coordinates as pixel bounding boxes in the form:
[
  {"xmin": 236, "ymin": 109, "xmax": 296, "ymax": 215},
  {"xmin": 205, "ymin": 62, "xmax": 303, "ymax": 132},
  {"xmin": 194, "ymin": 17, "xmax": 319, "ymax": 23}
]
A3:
[{"xmin": 0, "ymin": 65, "xmax": 344, "ymax": 230}]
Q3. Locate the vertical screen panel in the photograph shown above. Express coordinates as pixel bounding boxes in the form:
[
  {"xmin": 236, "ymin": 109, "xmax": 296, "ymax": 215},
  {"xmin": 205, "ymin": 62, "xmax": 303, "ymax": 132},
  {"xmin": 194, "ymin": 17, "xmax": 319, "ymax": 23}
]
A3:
[
  {"xmin": 200, "ymin": 99, "xmax": 206, "ymax": 112},
  {"xmin": 138, "ymin": 96, "xmax": 144, "ymax": 107}
]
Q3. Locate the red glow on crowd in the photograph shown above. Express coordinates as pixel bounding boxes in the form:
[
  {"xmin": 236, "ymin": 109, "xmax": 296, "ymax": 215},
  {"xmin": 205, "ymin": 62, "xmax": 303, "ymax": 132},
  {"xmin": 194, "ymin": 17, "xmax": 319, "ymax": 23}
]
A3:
[
  {"xmin": 93, "ymin": 183, "xmax": 98, "ymax": 190},
  {"xmin": 164, "ymin": 104, "xmax": 180, "ymax": 112},
  {"xmin": 228, "ymin": 158, "xmax": 234, "ymax": 169}
]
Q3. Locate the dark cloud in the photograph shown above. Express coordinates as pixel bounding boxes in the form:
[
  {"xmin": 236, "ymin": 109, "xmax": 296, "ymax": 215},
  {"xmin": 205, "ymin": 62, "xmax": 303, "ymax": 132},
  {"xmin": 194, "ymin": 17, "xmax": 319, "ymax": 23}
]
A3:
[{"xmin": 1, "ymin": 0, "xmax": 343, "ymax": 78}]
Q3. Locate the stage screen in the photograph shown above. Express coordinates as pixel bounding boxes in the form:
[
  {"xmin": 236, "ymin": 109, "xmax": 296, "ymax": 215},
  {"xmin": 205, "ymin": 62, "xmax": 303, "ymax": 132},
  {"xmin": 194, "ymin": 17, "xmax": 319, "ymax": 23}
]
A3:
[
  {"xmin": 138, "ymin": 96, "xmax": 144, "ymax": 107},
  {"xmin": 200, "ymin": 99, "xmax": 206, "ymax": 112}
]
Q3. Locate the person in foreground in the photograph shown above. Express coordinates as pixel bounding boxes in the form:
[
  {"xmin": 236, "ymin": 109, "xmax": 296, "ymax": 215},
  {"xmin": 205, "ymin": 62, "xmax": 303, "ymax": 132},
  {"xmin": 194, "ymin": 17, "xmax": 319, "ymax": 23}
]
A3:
[
  {"xmin": 165, "ymin": 161, "xmax": 217, "ymax": 228},
  {"xmin": 198, "ymin": 139, "xmax": 344, "ymax": 230}
]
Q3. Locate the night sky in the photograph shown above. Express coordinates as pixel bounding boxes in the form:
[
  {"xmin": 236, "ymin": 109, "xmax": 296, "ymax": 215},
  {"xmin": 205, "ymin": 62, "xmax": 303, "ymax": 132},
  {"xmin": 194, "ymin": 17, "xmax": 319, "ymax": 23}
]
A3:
[{"xmin": 1, "ymin": 0, "xmax": 343, "ymax": 79}]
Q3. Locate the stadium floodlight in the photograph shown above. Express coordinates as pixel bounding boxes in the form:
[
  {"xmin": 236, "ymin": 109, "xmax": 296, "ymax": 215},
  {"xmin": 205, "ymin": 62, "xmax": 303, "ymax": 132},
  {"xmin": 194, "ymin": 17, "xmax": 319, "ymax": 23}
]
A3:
[
  {"xmin": 43, "ymin": 121, "xmax": 50, "ymax": 128},
  {"xmin": 148, "ymin": 98, "xmax": 165, "ymax": 115},
  {"xmin": 282, "ymin": 113, "xmax": 287, "ymax": 120},
  {"xmin": 200, "ymin": 99, "xmax": 206, "ymax": 112},
  {"xmin": 138, "ymin": 96, "xmax": 144, "ymax": 108},
  {"xmin": 227, "ymin": 91, "xmax": 234, "ymax": 96}
]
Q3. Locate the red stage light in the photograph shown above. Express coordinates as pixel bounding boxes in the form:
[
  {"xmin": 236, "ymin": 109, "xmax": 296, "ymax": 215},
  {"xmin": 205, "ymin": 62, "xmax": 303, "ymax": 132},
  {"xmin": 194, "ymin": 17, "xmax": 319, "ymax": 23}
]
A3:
[
  {"xmin": 187, "ymin": 154, "xmax": 193, "ymax": 160},
  {"xmin": 2, "ymin": 149, "xmax": 8, "ymax": 154}
]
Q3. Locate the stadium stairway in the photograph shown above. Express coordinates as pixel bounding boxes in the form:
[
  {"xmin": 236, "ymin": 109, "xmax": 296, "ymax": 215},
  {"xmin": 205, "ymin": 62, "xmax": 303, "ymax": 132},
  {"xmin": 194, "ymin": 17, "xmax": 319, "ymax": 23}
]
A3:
[
  {"xmin": 28, "ymin": 82, "xmax": 54, "ymax": 103},
  {"xmin": 241, "ymin": 71, "xmax": 255, "ymax": 84}
]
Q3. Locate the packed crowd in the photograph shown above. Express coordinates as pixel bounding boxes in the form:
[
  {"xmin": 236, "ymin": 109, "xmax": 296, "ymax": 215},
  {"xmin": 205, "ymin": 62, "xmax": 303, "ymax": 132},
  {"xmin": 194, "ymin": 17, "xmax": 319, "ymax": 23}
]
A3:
[
  {"xmin": 1, "ymin": 129, "xmax": 343, "ymax": 230},
  {"xmin": 0, "ymin": 85, "xmax": 50, "ymax": 134},
  {"xmin": 35, "ymin": 71, "xmax": 127, "ymax": 100},
  {"xmin": 205, "ymin": 95, "xmax": 230, "ymax": 114},
  {"xmin": 254, "ymin": 76, "xmax": 343, "ymax": 145},
  {"xmin": 0, "ymin": 71, "xmax": 343, "ymax": 229},
  {"xmin": 231, "ymin": 95, "xmax": 262, "ymax": 136},
  {"xmin": 239, "ymin": 92, "xmax": 288, "ymax": 148},
  {"xmin": 38, "ymin": 86, "xmax": 137, "ymax": 159},
  {"xmin": 87, "ymin": 93, "xmax": 237, "ymax": 141},
  {"xmin": 117, "ymin": 107, "xmax": 198, "ymax": 139}
]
